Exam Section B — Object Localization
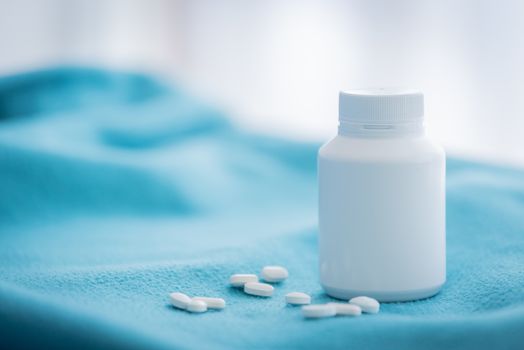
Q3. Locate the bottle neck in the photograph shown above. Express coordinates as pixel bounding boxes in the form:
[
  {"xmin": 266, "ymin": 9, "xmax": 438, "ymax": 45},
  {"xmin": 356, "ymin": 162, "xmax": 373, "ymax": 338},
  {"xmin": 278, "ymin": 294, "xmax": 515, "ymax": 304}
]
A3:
[{"xmin": 338, "ymin": 120, "xmax": 425, "ymax": 138}]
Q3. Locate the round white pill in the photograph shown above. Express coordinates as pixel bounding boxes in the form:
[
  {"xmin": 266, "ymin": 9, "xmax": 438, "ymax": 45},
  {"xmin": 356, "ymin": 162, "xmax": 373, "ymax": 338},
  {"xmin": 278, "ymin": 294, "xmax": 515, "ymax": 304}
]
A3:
[
  {"xmin": 349, "ymin": 296, "xmax": 380, "ymax": 314},
  {"xmin": 229, "ymin": 274, "xmax": 258, "ymax": 287},
  {"xmin": 192, "ymin": 297, "xmax": 226, "ymax": 309},
  {"xmin": 187, "ymin": 299, "xmax": 207, "ymax": 313},
  {"xmin": 302, "ymin": 304, "xmax": 337, "ymax": 318},
  {"xmin": 244, "ymin": 282, "xmax": 274, "ymax": 297},
  {"xmin": 169, "ymin": 292, "xmax": 192, "ymax": 310},
  {"xmin": 329, "ymin": 303, "xmax": 362, "ymax": 316},
  {"xmin": 285, "ymin": 292, "xmax": 311, "ymax": 305},
  {"xmin": 261, "ymin": 266, "xmax": 289, "ymax": 283}
]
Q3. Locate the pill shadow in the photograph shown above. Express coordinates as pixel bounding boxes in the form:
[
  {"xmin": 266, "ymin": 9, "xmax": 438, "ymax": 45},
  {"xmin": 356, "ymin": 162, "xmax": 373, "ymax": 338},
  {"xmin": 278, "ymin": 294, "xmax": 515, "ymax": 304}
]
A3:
[
  {"xmin": 164, "ymin": 304, "xmax": 224, "ymax": 315},
  {"xmin": 302, "ymin": 316, "xmax": 360, "ymax": 322},
  {"xmin": 227, "ymin": 286, "xmax": 255, "ymax": 297},
  {"xmin": 165, "ymin": 304, "xmax": 184, "ymax": 312}
]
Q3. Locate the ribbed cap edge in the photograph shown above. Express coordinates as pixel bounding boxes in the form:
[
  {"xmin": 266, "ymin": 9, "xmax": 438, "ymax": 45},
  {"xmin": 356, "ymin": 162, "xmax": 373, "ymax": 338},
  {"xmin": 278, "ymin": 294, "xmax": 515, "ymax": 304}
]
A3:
[{"xmin": 339, "ymin": 88, "xmax": 424, "ymax": 123}]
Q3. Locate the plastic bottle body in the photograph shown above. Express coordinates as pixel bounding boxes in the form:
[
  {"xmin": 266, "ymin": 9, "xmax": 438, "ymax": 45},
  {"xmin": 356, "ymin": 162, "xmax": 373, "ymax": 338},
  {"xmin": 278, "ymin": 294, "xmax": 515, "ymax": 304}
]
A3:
[{"xmin": 318, "ymin": 133, "xmax": 446, "ymax": 302}]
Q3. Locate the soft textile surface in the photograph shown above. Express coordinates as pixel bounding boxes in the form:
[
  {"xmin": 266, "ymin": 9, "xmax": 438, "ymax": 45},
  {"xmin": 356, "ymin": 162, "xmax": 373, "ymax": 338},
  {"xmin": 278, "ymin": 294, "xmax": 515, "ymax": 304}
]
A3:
[{"xmin": 0, "ymin": 68, "xmax": 523, "ymax": 350}]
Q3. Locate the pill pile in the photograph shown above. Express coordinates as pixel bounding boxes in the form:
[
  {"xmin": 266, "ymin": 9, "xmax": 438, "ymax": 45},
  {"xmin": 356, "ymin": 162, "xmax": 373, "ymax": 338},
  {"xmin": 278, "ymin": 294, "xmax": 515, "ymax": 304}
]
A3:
[
  {"xmin": 169, "ymin": 265, "xmax": 381, "ymax": 320},
  {"xmin": 229, "ymin": 274, "xmax": 258, "ymax": 287},
  {"xmin": 301, "ymin": 296, "xmax": 380, "ymax": 319},
  {"xmin": 169, "ymin": 292, "xmax": 226, "ymax": 313},
  {"xmin": 230, "ymin": 266, "xmax": 288, "ymax": 297},
  {"xmin": 349, "ymin": 296, "xmax": 380, "ymax": 314}
]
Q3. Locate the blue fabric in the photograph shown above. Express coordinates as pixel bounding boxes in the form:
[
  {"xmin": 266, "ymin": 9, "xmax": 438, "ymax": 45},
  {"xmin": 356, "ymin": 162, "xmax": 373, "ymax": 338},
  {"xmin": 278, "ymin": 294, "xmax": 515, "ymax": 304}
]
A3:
[{"xmin": 0, "ymin": 68, "xmax": 523, "ymax": 350}]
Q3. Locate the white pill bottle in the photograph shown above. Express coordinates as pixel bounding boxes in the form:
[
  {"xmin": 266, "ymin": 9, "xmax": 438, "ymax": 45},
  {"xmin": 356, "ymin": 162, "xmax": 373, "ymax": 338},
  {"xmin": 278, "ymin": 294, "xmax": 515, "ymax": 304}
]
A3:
[{"xmin": 318, "ymin": 89, "xmax": 445, "ymax": 302}]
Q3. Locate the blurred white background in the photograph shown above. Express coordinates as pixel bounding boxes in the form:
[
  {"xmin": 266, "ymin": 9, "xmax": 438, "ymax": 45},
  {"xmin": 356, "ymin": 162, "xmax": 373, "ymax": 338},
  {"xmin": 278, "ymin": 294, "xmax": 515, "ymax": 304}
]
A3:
[{"xmin": 1, "ymin": 0, "xmax": 523, "ymax": 166}]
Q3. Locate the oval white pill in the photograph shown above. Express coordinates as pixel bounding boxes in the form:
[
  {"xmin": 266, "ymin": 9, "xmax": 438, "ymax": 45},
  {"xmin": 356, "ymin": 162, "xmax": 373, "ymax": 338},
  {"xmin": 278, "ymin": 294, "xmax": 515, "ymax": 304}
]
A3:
[
  {"xmin": 187, "ymin": 299, "xmax": 207, "ymax": 313},
  {"xmin": 244, "ymin": 282, "xmax": 274, "ymax": 297},
  {"xmin": 261, "ymin": 266, "xmax": 289, "ymax": 283},
  {"xmin": 229, "ymin": 274, "xmax": 258, "ymax": 287},
  {"xmin": 302, "ymin": 304, "xmax": 337, "ymax": 318},
  {"xmin": 349, "ymin": 296, "xmax": 380, "ymax": 314},
  {"xmin": 192, "ymin": 297, "xmax": 226, "ymax": 309},
  {"xmin": 169, "ymin": 292, "xmax": 192, "ymax": 310},
  {"xmin": 329, "ymin": 303, "xmax": 362, "ymax": 316},
  {"xmin": 285, "ymin": 292, "xmax": 311, "ymax": 305}
]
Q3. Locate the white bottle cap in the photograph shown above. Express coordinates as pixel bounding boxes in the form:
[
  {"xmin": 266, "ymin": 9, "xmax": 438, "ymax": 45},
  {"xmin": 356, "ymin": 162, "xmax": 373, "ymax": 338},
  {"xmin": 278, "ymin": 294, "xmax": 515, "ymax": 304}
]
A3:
[{"xmin": 339, "ymin": 88, "xmax": 424, "ymax": 124}]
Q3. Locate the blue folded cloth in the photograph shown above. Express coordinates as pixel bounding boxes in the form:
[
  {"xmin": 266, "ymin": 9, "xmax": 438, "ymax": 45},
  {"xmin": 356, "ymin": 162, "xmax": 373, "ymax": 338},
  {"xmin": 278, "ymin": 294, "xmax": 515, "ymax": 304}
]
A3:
[{"xmin": 0, "ymin": 68, "xmax": 523, "ymax": 349}]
